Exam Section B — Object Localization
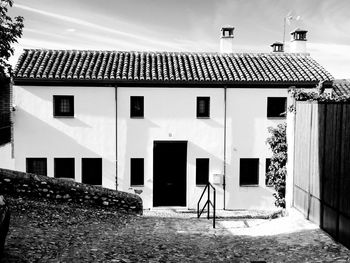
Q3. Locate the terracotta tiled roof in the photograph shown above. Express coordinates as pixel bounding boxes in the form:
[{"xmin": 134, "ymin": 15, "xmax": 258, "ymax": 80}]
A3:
[
  {"xmin": 332, "ymin": 79, "xmax": 350, "ymax": 97},
  {"xmin": 14, "ymin": 49, "xmax": 334, "ymax": 84}
]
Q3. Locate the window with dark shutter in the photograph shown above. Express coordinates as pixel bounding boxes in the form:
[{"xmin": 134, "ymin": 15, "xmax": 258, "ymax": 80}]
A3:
[
  {"xmin": 265, "ymin": 158, "xmax": 273, "ymax": 186},
  {"xmin": 54, "ymin": 158, "xmax": 75, "ymax": 179},
  {"xmin": 26, "ymin": 158, "xmax": 47, "ymax": 176},
  {"xmin": 82, "ymin": 158, "xmax": 102, "ymax": 185},
  {"xmin": 130, "ymin": 158, "xmax": 144, "ymax": 186},
  {"xmin": 53, "ymin": 95, "xmax": 74, "ymax": 117},
  {"xmin": 130, "ymin": 96, "xmax": 144, "ymax": 118},
  {"xmin": 239, "ymin": 158, "xmax": 259, "ymax": 186},
  {"xmin": 196, "ymin": 158, "xmax": 209, "ymax": 185},
  {"xmin": 197, "ymin": 97, "xmax": 210, "ymax": 118},
  {"xmin": 267, "ymin": 97, "xmax": 287, "ymax": 118}
]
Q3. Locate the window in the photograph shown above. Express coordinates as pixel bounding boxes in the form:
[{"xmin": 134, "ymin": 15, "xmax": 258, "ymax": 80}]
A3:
[
  {"xmin": 240, "ymin": 158, "xmax": 259, "ymax": 186},
  {"xmin": 267, "ymin": 97, "xmax": 287, "ymax": 118},
  {"xmin": 54, "ymin": 158, "xmax": 75, "ymax": 179},
  {"xmin": 130, "ymin": 158, "xmax": 144, "ymax": 186},
  {"xmin": 26, "ymin": 158, "xmax": 47, "ymax": 176},
  {"xmin": 197, "ymin": 97, "xmax": 210, "ymax": 118},
  {"xmin": 53, "ymin": 95, "xmax": 74, "ymax": 117},
  {"xmin": 265, "ymin": 158, "xmax": 273, "ymax": 186},
  {"xmin": 82, "ymin": 158, "xmax": 102, "ymax": 185},
  {"xmin": 196, "ymin": 158, "xmax": 209, "ymax": 185},
  {"xmin": 130, "ymin": 96, "xmax": 144, "ymax": 118}
]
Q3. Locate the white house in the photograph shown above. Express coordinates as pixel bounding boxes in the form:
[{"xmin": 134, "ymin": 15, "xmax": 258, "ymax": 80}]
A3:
[{"xmin": 7, "ymin": 28, "xmax": 333, "ymax": 210}]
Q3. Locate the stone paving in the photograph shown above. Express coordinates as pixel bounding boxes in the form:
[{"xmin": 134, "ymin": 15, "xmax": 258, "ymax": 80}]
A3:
[{"xmin": 3, "ymin": 196, "xmax": 350, "ymax": 262}]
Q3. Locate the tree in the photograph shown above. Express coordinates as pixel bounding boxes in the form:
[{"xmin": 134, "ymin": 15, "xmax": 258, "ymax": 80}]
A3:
[
  {"xmin": 0, "ymin": 0, "xmax": 24, "ymax": 79},
  {"xmin": 266, "ymin": 123, "xmax": 287, "ymax": 208}
]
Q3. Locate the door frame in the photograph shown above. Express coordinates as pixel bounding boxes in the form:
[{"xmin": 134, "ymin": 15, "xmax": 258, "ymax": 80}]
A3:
[{"xmin": 153, "ymin": 140, "xmax": 188, "ymax": 207}]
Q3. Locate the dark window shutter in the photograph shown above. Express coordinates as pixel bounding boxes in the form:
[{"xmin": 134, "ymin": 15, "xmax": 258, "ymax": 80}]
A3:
[
  {"xmin": 54, "ymin": 158, "xmax": 75, "ymax": 179},
  {"xmin": 26, "ymin": 158, "xmax": 47, "ymax": 176},
  {"xmin": 196, "ymin": 158, "xmax": 209, "ymax": 185},
  {"xmin": 131, "ymin": 158, "xmax": 144, "ymax": 186},
  {"xmin": 240, "ymin": 158, "xmax": 259, "ymax": 186},
  {"xmin": 82, "ymin": 158, "xmax": 102, "ymax": 185}
]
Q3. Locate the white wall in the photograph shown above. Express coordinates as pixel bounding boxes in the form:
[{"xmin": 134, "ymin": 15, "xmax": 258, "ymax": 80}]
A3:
[
  {"xmin": 225, "ymin": 88, "xmax": 288, "ymax": 209},
  {"xmin": 13, "ymin": 85, "xmax": 116, "ymax": 189},
  {"xmin": 0, "ymin": 143, "xmax": 14, "ymax": 169},
  {"xmin": 117, "ymin": 87, "xmax": 225, "ymax": 209}
]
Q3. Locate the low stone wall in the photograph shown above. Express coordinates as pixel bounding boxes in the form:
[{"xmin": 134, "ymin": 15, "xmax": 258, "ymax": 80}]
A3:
[
  {"xmin": 0, "ymin": 168, "xmax": 142, "ymax": 214},
  {"xmin": 0, "ymin": 195, "xmax": 10, "ymax": 256}
]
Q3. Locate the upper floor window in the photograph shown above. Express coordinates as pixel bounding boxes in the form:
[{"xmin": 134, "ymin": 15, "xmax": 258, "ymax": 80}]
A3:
[
  {"xmin": 197, "ymin": 97, "xmax": 210, "ymax": 118},
  {"xmin": 54, "ymin": 95, "xmax": 74, "ymax": 117},
  {"xmin": 130, "ymin": 96, "xmax": 144, "ymax": 118},
  {"xmin": 26, "ymin": 158, "xmax": 47, "ymax": 176},
  {"xmin": 267, "ymin": 97, "xmax": 287, "ymax": 118}
]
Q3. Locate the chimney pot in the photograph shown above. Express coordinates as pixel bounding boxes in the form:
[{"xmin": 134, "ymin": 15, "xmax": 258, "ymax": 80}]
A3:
[{"xmin": 271, "ymin": 42, "xmax": 284, "ymax": 53}]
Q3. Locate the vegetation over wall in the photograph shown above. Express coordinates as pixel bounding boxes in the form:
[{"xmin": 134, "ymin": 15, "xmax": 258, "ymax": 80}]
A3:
[
  {"xmin": 0, "ymin": 168, "xmax": 142, "ymax": 214},
  {"xmin": 266, "ymin": 123, "xmax": 287, "ymax": 208}
]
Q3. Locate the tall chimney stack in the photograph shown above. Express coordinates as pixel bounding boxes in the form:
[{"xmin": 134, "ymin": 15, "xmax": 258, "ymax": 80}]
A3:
[
  {"xmin": 220, "ymin": 26, "xmax": 234, "ymax": 53},
  {"xmin": 290, "ymin": 28, "xmax": 307, "ymax": 53}
]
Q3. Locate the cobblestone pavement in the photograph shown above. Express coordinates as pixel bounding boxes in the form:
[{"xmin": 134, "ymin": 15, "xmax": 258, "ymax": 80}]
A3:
[{"xmin": 3, "ymin": 197, "xmax": 350, "ymax": 262}]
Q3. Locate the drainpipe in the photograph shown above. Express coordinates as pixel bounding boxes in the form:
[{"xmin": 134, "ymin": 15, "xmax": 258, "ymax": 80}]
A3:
[
  {"xmin": 115, "ymin": 85, "xmax": 118, "ymax": 190},
  {"xmin": 223, "ymin": 86, "xmax": 227, "ymax": 210}
]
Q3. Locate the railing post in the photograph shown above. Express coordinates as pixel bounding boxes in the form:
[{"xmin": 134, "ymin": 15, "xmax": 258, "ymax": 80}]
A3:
[
  {"xmin": 213, "ymin": 188, "xmax": 216, "ymax": 228},
  {"xmin": 207, "ymin": 183, "xmax": 210, "ymax": 220}
]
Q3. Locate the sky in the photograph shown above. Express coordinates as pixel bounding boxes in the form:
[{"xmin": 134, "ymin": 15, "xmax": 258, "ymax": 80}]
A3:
[{"xmin": 7, "ymin": 0, "xmax": 350, "ymax": 79}]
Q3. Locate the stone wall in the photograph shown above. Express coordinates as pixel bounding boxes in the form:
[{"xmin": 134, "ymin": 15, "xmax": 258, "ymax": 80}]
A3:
[{"xmin": 0, "ymin": 168, "xmax": 142, "ymax": 214}]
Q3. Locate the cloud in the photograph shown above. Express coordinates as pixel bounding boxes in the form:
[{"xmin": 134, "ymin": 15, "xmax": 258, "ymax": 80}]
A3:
[{"xmin": 14, "ymin": 3, "xmax": 185, "ymax": 51}]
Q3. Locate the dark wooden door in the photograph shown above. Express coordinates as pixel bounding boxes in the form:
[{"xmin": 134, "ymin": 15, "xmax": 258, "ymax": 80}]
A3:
[{"xmin": 153, "ymin": 141, "xmax": 187, "ymax": 206}]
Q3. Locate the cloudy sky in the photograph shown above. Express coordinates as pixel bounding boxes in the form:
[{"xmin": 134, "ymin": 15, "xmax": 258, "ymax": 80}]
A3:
[{"xmin": 8, "ymin": 0, "xmax": 350, "ymax": 79}]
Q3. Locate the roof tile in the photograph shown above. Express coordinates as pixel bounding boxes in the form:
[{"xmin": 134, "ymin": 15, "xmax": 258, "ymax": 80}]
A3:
[{"xmin": 14, "ymin": 49, "xmax": 334, "ymax": 84}]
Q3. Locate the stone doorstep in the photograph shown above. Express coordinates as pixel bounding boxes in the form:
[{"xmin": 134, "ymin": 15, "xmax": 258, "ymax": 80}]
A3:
[{"xmin": 144, "ymin": 208, "xmax": 284, "ymax": 219}]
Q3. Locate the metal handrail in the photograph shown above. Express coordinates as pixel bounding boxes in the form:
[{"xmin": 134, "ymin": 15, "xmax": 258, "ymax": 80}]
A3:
[{"xmin": 197, "ymin": 182, "xmax": 216, "ymax": 228}]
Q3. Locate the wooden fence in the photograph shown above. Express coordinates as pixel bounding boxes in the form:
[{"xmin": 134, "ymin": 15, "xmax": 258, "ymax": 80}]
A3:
[{"xmin": 293, "ymin": 101, "xmax": 350, "ymax": 249}]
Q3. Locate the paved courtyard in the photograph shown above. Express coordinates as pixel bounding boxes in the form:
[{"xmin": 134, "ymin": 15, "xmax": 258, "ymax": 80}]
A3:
[{"xmin": 3, "ymin": 197, "xmax": 350, "ymax": 262}]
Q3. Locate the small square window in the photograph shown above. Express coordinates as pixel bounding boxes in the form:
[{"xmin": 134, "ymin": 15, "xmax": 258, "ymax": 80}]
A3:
[
  {"xmin": 265, "ymin": 158, "xmax": 273, "ymax": 186},
  {"xmin": 197, "ymin": 97, "xmax": 210, "ymax": 118},
  {"xmin": 130, "ymin": 96, "xmax": 144, "ymax": 118},
  {"xmin": 54, "ymin": 95, "xmax": 74, "ymax": 117},
  {"xmin": 130, "ymin": 158, "xmax": 144, "ymax": 186},
  {"xmin": 26, "ymin": 158, "xmax": 47, "ymax": 176},
  {"xmin": 196, "ymin": 158, "xmax": 209, "ymax": 185},
  {"xmin": 54, "ymin": 158, "xmax": 75, "ymax": 179},
  {"xmin": 82, "ymin": 158, "xmax": 102, "ymax": 185},
  {"xmin": 267, "ymin": 97, "xmax": 287, "ymax": 118},
  {"xmin": 240, "ymin": 158, "xmax": 259, "ymax": 186}
]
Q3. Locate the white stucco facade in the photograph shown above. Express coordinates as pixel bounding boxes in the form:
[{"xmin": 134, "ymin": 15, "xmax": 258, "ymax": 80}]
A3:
[
  {"xmin": 13, "ymin": 85, "xmax": 116, "ymax": 188},
  {"xmin": 10, "ymin": 84, "xmax": 289, "ymax": 210}
]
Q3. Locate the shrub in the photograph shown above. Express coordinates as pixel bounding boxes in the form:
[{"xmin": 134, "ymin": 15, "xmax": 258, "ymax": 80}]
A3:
[{"xmin": 266, "ymin": 123, "xmax": 287, "ymax": 208}]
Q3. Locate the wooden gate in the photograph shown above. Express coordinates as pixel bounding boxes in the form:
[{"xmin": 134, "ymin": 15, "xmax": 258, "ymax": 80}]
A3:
[{"xmin": 293, "ymin": 101, "xmax": 350, "ymax": 249}]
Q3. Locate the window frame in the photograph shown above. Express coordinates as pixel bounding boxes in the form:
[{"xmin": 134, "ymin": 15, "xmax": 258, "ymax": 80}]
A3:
[
  {"xmin": 53, "ymin": 95, "xmax": 74, "ymax": 117},
  {"xmin": 196, "ymin": 97, "xmax": 210, "ymax": 118},
  {"xmin": 54, "ymin": 158, "xmax": 75, "ymax": 179},
  {"xmin": 130, "ymin": 96, "xmax": 144, "ymax": 118},
  {"xmin": 196, "ymin": 158, "xmax": 209, "ymax": 186},
  {"xmin": 26, "ymin": 158, "xmax": 47, "ymax": 176},
  {"xmin": 239, "ymin": 158, "xmax": 259, "ymax": 186},
  {"xmin": 267, "ymin": 97, "xmax": 287, "ymax": 118},
  {"xmin": 130, "ymin": 158, "xmax": 144, "ymax": 186}
]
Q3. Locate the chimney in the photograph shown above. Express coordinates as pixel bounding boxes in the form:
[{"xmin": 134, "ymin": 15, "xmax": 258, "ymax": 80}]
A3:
[
  {"xmin": 290, "ymin": 28, "xmax": 307, "ymax": 53},
  {"xmin": 220, "ymin": 26, "xmax": 234, "ymax": 53},
  {"xmin": 270, "ymin": 42, "xmax": 284, "ymax": 53}
]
